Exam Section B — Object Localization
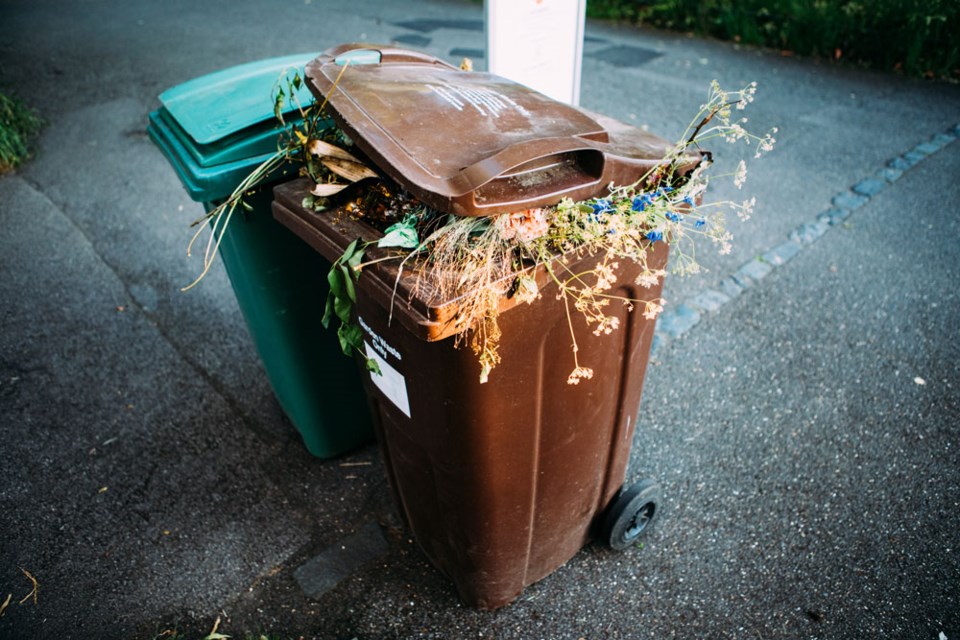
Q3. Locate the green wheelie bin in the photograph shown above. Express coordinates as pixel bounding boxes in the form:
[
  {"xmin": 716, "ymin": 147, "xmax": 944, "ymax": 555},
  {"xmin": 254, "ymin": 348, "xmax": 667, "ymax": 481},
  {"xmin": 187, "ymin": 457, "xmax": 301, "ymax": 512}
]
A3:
[{"xmin": 147, "ymin": 53, "xmax": 373, "ymax": 457}]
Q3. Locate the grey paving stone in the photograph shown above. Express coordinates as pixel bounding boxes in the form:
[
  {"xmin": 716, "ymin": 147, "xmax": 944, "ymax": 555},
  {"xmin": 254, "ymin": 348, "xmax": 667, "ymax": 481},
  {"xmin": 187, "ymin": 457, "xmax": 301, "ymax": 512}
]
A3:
[
  {"xmin": 688, "ymin": 289, "xmax": 731, "ymax": 313},
  {"xmin": 762, "ymin": 240, "xmax": 803, "ymax": 265},
  {"xmin": 933, "ymin": 132, "xmax": 956, "ymax": 145},
  {"xmin": 888, "ymin": 156, "xmax": 911, "ymax": 171},
  {"xmin": 879, "ymin": 167, "xmax": 903, "ymax": 183},
  {"xmin": 915, "ymin": 141, "xmax": 941, "ymax": 155},
  {"xmin": 718, "ymin": 276, "xmax": 744, "ymax": 299},
  {"xmin": 904, "ymin": 150, "xmax": 927, "ymax": 165},
  {"xmin": 852, "ymin": 177, "xmax": 887, "ymax": 197},
  {"xmin": 832, "ymin": 191, "xmax": 869, "ymax": 211},
  {"xmin": 817, "ymin": 207, "xmax": 850, "ymax": 226},
  {"xmin": 294, "ymin": 522, "xmax": 389, "ymax": 599},
  {"xmin": 656, "ymin": 303, "xmax": 701, "ymax": 339},
  {"xmin": 737, "ymin": 259, "xmax": 773, "ymax": 283},
  {"xmin": 731, "ymin": 273, "xmax": 753, "ymax": 289},
  {"xmin": 789, "ymin": 220, "xmax": 830, "ymax": 245}
]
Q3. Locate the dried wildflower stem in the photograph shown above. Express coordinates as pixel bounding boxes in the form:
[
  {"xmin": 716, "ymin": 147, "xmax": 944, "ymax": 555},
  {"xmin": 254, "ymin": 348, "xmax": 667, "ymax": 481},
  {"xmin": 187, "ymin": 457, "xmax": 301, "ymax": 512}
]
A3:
[
  {"xmin": 182, "ymin": 61, "xmax": 352, "ymax": 291},
  {"xmin": 180, "ymin": 152, "xmax": 285, "ymax": 291}
]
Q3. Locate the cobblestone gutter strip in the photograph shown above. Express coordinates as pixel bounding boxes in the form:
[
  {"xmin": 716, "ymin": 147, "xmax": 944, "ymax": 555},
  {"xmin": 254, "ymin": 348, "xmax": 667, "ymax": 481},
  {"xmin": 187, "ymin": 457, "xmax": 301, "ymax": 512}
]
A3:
[{"xmin": 652, "ymin": 124, "xmax": 960, "ymax": 356}]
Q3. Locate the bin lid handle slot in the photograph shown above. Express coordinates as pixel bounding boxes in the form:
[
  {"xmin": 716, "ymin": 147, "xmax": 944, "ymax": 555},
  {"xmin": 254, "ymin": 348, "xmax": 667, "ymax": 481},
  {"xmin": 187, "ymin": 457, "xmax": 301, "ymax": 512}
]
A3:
[{"xmin": 455, "ymin": 137, "xmax": 605, "ymax": 192}]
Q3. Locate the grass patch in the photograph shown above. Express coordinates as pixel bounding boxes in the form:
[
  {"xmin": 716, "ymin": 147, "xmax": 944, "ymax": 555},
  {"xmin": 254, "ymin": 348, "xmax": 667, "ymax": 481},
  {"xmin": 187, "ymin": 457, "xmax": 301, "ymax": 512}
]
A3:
[
  {"xmin": 0, "ymin": 91, "xmax": 41, "ymax": 173},
  {"xmin": 586, "ymin": 0, "xmax": 960, "ymax": 79}
]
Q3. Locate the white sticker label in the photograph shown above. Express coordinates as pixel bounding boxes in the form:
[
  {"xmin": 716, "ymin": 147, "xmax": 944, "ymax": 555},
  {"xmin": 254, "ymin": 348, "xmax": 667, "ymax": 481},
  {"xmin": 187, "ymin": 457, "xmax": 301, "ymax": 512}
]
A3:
[{"xmin": 364, "ymin": 342, "xmax": 411, "ymax": 418}]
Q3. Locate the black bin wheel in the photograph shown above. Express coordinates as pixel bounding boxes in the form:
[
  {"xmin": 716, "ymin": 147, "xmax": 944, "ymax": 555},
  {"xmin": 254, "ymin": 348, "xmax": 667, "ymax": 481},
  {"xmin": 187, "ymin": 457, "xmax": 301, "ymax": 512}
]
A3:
[{"xmin": 601, "ymin": 479, "xmax": 661, "ymax": 551}]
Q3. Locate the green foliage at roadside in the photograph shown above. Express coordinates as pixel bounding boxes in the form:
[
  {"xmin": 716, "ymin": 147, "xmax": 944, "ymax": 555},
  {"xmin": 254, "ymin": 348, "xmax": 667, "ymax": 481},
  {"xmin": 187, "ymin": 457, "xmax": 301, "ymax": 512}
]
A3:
[
  {"xmin": 586, "ymin": 0, "xmax": 959, "ymax": 79},
  {"xmin": 0, "ymin": 92, "xmax": 41, "ymax": 173}
]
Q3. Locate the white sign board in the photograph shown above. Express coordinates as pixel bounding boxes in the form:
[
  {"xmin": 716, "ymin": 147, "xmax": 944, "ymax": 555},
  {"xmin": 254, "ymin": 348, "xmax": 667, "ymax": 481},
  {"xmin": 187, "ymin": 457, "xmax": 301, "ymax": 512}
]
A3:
[{"xmin": 485, "ymin": 0, "xmax": 587, "ymax": 106}]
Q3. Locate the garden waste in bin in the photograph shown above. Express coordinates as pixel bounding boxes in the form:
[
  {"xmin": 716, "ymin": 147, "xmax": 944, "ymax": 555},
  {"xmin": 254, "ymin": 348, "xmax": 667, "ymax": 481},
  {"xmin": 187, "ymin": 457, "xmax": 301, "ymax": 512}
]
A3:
[
  {"xmin": 147, "ymin": 53, "xmax": 373, "ymax": 458},
  {"xmin": 272, "ymin": 44, "xmax": 700, "ymax": 607}
]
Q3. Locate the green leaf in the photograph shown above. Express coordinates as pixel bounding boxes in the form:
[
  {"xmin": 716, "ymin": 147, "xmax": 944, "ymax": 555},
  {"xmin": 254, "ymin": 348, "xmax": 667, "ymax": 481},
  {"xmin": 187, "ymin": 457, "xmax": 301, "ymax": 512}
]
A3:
[
  {"xmin": 321, "ymin": 293, "xmax": 334, "ymax": 329},
  {"xmin": 334, "ymin": 293, "xmax": 352, "ymax": 325},
  {"xmin": 346, "ymin": 245, "xmax": 365, "ymax": 274},
  {"xmin": 341, "ymin": 265, "xmax": 356, "ymax": 302},
  {"xmin": 273, "ymin": 87, "xmax": 285, "ymax": 124},
  {"xmin": 292, "ymin": 73, "xmax": 302, "ymax": 91},
  {"xmin": 378, "ymin": 220, "xmax": 419, "ymax": 249},
  {"xmin": 577, "ymin": 203, "xmax": 595, "ymax": 214},
  {"xmin": 327, "ymin": 266, "xmax": 344, "ymax": 299},
  {"xmin": 337, "ymin": 323, "xmax": 364, "ymax": 356},
  {"xmin": 365, "ymin": 357, "xmax": 382, "ymax": 375},
  {"xmin": 341, "ymin": 238, "xmax": 359, "ymax": 265}
]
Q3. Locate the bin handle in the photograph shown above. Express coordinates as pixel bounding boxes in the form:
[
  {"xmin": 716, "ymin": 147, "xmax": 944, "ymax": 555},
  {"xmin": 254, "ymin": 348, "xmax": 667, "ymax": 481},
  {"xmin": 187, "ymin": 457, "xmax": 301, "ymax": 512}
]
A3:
[
  {"xmin": 328, "ymin": 44, "xmax": 460, "ymax": 70},
  {"xmin": 451, "ymin": 137, "xmax": 606, "ymax": 194}
]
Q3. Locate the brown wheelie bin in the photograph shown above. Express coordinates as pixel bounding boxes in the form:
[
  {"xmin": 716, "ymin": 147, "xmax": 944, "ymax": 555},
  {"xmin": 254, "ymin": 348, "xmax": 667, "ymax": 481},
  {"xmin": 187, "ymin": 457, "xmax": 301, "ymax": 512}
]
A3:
[{"xmin": 272, "ymin": 44, "xmax": 698, "ymax": 608}]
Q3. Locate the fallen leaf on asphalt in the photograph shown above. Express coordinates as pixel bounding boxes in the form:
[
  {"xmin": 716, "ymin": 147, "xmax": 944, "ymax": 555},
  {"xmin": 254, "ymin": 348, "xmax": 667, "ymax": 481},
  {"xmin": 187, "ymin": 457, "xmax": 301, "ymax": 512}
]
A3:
[
  {"xmin": 0, "ymin": 593, "xmax": 11, "ymax": 616},
  {"xmin": 204, "ymin": 615, "xmax": 231, "ymax": 640},
  {"xmin": 18, "ymin": 568, "xmax": 38, "ymax": 606}
]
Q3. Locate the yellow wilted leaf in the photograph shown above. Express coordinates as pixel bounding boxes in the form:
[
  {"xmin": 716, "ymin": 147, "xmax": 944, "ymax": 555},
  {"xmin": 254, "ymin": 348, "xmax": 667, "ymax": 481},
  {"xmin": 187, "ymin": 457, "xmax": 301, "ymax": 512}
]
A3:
[
  {"xmin": 308, "ymin": 138, "xmax": 362, "ymax": 163},
  {"xmin": 310, "ymin": 182, "xmax": 349, "ymax": 197},
  {"xmin": 321, "ymin": 157, "xmax": 378, "ymax": 183}
]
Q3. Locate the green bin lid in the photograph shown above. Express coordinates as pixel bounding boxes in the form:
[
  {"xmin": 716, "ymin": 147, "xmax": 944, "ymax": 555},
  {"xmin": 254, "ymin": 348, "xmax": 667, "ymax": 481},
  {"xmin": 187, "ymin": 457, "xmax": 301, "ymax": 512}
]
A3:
[
  {"xmin": 160, "ymin": 52, "xmax": 318, "ymax": 149},
  {"xmin": 150, "ymin": 52, "xmax": 320, "ymax": 201},
  {"xmin": 155, "ymin": 106, "xmax": 287, "ymax": 169}
]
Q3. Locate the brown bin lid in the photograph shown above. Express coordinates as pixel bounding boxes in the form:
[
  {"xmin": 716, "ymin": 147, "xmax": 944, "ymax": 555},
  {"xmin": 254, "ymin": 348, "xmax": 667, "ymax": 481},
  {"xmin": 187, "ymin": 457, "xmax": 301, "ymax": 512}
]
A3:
[{"xmin": 305, "ymin": 44, "xmax": 680, "ymax": 217}]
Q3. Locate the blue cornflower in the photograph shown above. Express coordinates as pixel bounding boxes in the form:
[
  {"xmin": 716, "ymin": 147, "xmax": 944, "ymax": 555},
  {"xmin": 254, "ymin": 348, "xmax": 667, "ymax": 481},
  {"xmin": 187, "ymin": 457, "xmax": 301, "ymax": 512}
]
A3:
[
  {"xmin": 631, "ymin": 194, "xmax": 653, "ymax": 212},
  {"xmin": 592, "ymin": 199, "xmax": 612, "ymax": 213},
  {"xmin": 590, "ymin": 199, "xmax": 613, "ymax": 222},
  {"xmin": 666, "ymin": 211, "xmax": 682, "ymax": 223},
  {"xmin": 682, "ymin": 195, "xmax": 696, "ymax": 206},
  {"xmin": 646, "ymin": 229, "xmax": 664, "ymax": 243},
  {"xmin": 695, "ymin": 219, "xmax": 706, "ymax": 229}
]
